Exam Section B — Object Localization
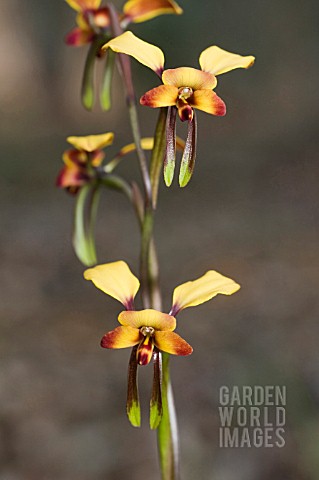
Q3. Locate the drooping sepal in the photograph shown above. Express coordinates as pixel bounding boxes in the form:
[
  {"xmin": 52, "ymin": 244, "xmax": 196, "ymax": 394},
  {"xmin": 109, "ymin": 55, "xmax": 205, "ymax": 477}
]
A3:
[
  {"xmin": 179, "ymin": 110, "xmax": 197, "ymax": 187},
  {"xmin": 164, "ymin": 106, "xmax": 177, "ymax": 186},
  {"xmin": 73, "ymin": 184, "xmax": 100, "ymax": 266},
  {"xmin": 150, "ymin": 107, "xmax": 168, "ymax": 207},
  {"xmin": 81, "ymin": 37, "xmax": 105, "ymax": 110},
  {"xmin": 150, "ymin": 349, "xmax": 163, "ymax": 429},
  {"xmin": 127, "ymin": 346, "xmax": 141, "ymax": 427},
  {"xmin": 100, "ymin": 48, "xmax": 115, "ymax": 111}
]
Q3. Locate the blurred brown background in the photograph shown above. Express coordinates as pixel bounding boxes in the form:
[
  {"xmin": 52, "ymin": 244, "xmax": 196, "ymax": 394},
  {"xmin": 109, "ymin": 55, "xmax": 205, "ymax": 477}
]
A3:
[{"xmin": 1, "ymin": 0, "xmax": 319, "ymax": 479}]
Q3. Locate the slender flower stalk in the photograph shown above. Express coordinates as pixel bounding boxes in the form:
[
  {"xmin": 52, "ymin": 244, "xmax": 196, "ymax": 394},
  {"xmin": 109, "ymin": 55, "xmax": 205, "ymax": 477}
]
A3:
[{"xmin": 59, "ymin": 5, "xmax": 254, "ymax": 479}]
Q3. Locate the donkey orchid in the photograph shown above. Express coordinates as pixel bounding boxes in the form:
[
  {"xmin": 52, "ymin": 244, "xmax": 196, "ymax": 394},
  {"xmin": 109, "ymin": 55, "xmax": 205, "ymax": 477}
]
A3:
[
  {"xmin": 103, "ymin": 32, "xmax": 255, "ymax": 186},
  {"xmin": 65, "ymin": 0, "xmax": 182, "ymax": 46},
  {"xmin": 84, "ymin": 260, "xmax": 240, "ymax": 427},
  {"xmin": 56, "ymin": 132, "xmax": 114, "ymax": 194}
]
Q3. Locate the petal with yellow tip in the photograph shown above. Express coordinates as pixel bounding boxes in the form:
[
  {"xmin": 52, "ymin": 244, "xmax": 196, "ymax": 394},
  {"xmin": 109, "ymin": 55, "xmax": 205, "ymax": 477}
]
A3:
[
  {"xmin": 65, "ymin": 0, "xmax": 101, "ymax": 12},
  {"xmin": 118, "ymin": 309, "xmax": 176, "ymax": 331},
  {"xmin": 102, "ymin": 31, "xmax": 165, "ymax": 76},
  {"xmin": 101, "ymin": 326, "xmax": 142, "ymax": 349},
  {"xmin": 199, "ymin": 45, "xmax": 255, "ymax": 76},
  {"xmin": 171, "ymin": 270, "xmax": 240, "ymax": 315},
  {"xmin": 123, "ymin": 0, "xmax": 182, "ymax": 24},
  {"xmin": 154, "ymin": 331, "xmax": 193, "ymax": 356},
  {"xmin": 84, "ymin": 261, "xmax": 140, "ymax": 308},
  {"xmin": 162, "ymin": 67, "xmax": 217, "ymax": 90},
  {"xmin": 140, "ymin": 85, "xmax": 178, "ymax": 108},
  {"xmin": 67, "ymin": 132, "xmax": 114, "ymax": 152},
  {"xmin": 189, "ymin": 89, "xmax": 226, "ymax": 116}
]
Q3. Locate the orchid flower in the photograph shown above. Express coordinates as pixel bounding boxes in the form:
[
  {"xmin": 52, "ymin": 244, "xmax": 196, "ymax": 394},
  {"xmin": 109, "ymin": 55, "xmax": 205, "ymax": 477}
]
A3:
[
  {"xmin": 103, "ymin": 32, "xmax": 255, "ymax": 186},
  {"xmin": 65, "ymin": 0, "xmax": 183, "ymax": 46},
  {"xmin": 56, "ymin": 132, "xmax": 114, "ymax": 194},
  {"xmin": 84, "ymin": 260, "xmax": 240, "ymax": 427}
]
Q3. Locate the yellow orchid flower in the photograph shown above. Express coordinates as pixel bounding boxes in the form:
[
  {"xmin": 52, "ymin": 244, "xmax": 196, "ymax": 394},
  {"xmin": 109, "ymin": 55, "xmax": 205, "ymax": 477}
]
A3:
[
  {"xmin": 65, "ymin": 0, "xmax": 182, "ymax": 46},
  {"xmin": 103, "ymin": 32, "xmax": 255, "ymax": 187},
  {"xmin": 84, "ymin": 260, "xmax": 240, "ymax": 427},
  {"xmin": 56, "ymin": 132, "xmax": 114, "ymax": 194},
  {"xmin": 56, "ymin": 133, "xmax": 161, "ymax": 194}
]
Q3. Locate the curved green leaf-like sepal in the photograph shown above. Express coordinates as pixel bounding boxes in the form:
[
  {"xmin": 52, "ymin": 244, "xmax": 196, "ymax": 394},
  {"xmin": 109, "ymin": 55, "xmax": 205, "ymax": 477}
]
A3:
[
  {"xmin": 73, "ymin": 184, "xmax": 100, "ymax": 266},
  {"xmin": 127, "ymin": 346, "xmax": 141, "ymax": 427},
  {"xmin": 179, "ymin": 111, "xmax": 197, "ymax": 187},
  {"xmin": 100, "ymin": 48, "xmax": 115, "ymax": 111},
  {"xmin": 150, "ymin": 350, "xmax": 163, "ymax": 429},
  {"xmin": 164, "ymin": 106, "xmax": 177, "ymax": 186},
  {"xmin": 150, "ymin": 108, "xmax": 168, "ymax": 207}
]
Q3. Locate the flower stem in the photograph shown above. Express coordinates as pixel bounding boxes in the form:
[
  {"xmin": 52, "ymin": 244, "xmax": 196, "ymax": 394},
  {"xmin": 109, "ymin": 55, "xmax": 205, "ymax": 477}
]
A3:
[{"xmin": 157, "ymin": 353, "xmax": 179, "ymax": 480}]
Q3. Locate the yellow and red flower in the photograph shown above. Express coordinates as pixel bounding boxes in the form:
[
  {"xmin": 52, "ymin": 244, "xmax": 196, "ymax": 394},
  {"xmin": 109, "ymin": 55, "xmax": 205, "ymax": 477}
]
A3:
[
  {"xmin": 65, "ymin": 0, "xmax": 182, "ymax": 46},
  {"xmin": 103, "ymin": 32, "xmax": 255, "ymax": 186},
  {"xmin": 84, "ymin": 260, "xmax": 240, "ymax": 426},
  {"xmin": 56, "ymin": 132, "xmax": 114, "ymax": 194}
]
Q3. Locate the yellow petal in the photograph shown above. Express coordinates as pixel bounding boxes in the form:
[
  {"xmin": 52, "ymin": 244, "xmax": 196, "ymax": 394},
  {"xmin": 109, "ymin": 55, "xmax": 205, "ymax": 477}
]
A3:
[
  {"xmin": 67, "ymin": 132, "xmax": 114, "ymax": 152},
  {"xmin": 189, "ymin": 89, "xmax": 226, "ymax": 116},
  {"xmin": 140, "ymin": 85, "xmax": 178, "ymax": 108},
  {"xmin": 172, "ymin": 270, "xmax": 240, "ymax": 314},
  {"xmin": 102, "ymin": 31, "xmax": 165, "ymax": 75},
  {"xmin": 84, "ymin": 261, "xmax": 140, "ymax": 308},
  {"xmin": 123, "ymin": 0, "xmax": 182, "ymax": 24},
  {"xmin": 118, "ymin": 309, "xmax": 176, "ymax": 331},
  {"xmin": 118, "ymin": 137, "xmax": 155, "ymax": 157},
  {"xmin": 199, "ymin": 45, "xmax": 255, "ymax": 76},
  {"xmin": 65, "ymin": 0, "xmax": 101, "ymax": 12},
  {"xmin": 154, "ymin": 331, "xmax": 193, "ymax": 356},
  {"xmin": 101, "ymin": 326, "xmax": 142, "ymax": 348},
  {"xmin": 162, "ymin": 67, "xmax": 217, "ymax": 90}
]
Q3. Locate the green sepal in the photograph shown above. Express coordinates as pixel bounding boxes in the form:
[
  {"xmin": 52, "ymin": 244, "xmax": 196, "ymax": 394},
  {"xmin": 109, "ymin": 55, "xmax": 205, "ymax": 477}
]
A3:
[
  {"xmin": 127, "ymin": 346, "xmax": 141, "ymax": 427},
  {"xmin": 179, "ymin": 111, "xmax": 197, "ymax": 187},
  {"xmin": 150, "ymin": 349, "xmax": 163, "ymax": 429},
  {"xmin": 164, "ymin": 106, "xmax": 177, "ymax": 187},
  {"xmin": 73, "ymin": 184, "xmax": 100, "ymax": 266},
  {"xmin": 100, "ymin": 49, "xmax": 115, "ymax": 111},
  {"xmin": 81, "ymin": 41, "xmax": 98, "ymax": 110},
  {"xmin": 150, "ymin": 108, "xmax": 168, "ymax": 207}
]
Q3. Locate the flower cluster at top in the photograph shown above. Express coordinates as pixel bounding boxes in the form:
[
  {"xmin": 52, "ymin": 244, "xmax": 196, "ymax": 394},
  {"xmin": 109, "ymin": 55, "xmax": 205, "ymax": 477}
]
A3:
[{"xmin": 65, "ymin": 0, "xmax": 182, "ymax": 46}]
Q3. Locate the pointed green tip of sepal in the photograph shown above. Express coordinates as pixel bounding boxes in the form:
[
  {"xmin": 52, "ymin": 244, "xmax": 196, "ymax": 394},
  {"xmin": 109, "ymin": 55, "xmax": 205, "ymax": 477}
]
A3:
[
  {"xmin": 100, "ymin": 93, "xmax": 111, "ymax": 111},
  {"xmin": 127, "ymin": 401, "xmax": 141, "ymax": 427},
  {"xmin": 164, "ymin": 163, "xmax": 175, "ymax": 187},
  {"xmin": 150, "ymin": 401, "xmax": 162, "ymax": 430},
  {"xmin": 179, "ymin": 165, "xmax": 192, "ymax": 188},
  {"xmin": 82, "ymin": 87, "xmax": 94, "ymax": 111}
]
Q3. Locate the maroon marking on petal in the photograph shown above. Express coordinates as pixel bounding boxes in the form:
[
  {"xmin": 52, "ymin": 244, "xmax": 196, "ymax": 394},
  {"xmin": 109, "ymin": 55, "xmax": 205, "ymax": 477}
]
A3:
[
  {"xmin": 124, "ymin": 297, "xmax": 135, "ymax": 311},
  {"xmin": 177, "ymin": 103, "xmax": 193, "ymax": 122},
  {"xmin": 137, "ymin": 339, "xmax": 154, "ymax": 366}
]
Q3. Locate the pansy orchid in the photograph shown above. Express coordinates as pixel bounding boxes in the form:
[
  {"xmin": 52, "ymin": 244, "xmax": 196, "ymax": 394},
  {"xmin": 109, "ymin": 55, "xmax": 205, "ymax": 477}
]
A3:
[
  {"xmin": 56, "ymin": 132, "xmax": 166, "ymax": 194},
  {"xmin": 103, "ymin": 32, "xmax": 255, "ymax": 186},
  {"xmin": 56, "ymin": 132, "xmax": 114, "ymax": 194},
  {"xmin": 65, "ymin": 0, "xmax": 183, "ymax": 46},
  {"xmin": 84, "ymin": 260, "xmax": 240, "ymax": 427}
]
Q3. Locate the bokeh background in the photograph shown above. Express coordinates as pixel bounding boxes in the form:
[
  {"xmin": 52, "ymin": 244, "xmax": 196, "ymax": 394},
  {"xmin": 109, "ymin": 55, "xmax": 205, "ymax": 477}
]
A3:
[{"xmin": 1, "ymin": 0, "xmax": 319, "ymax": 479}]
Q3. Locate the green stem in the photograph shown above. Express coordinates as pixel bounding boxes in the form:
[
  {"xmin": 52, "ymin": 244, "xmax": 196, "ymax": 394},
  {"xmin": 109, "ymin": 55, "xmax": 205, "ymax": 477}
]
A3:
[
  {"xmin": 106, "ymin": 5, "xmax": 179, "ymax": 478},
  {"xmin": 158, "ymin": 353, "xmax": 179, "ymax": 480}
]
